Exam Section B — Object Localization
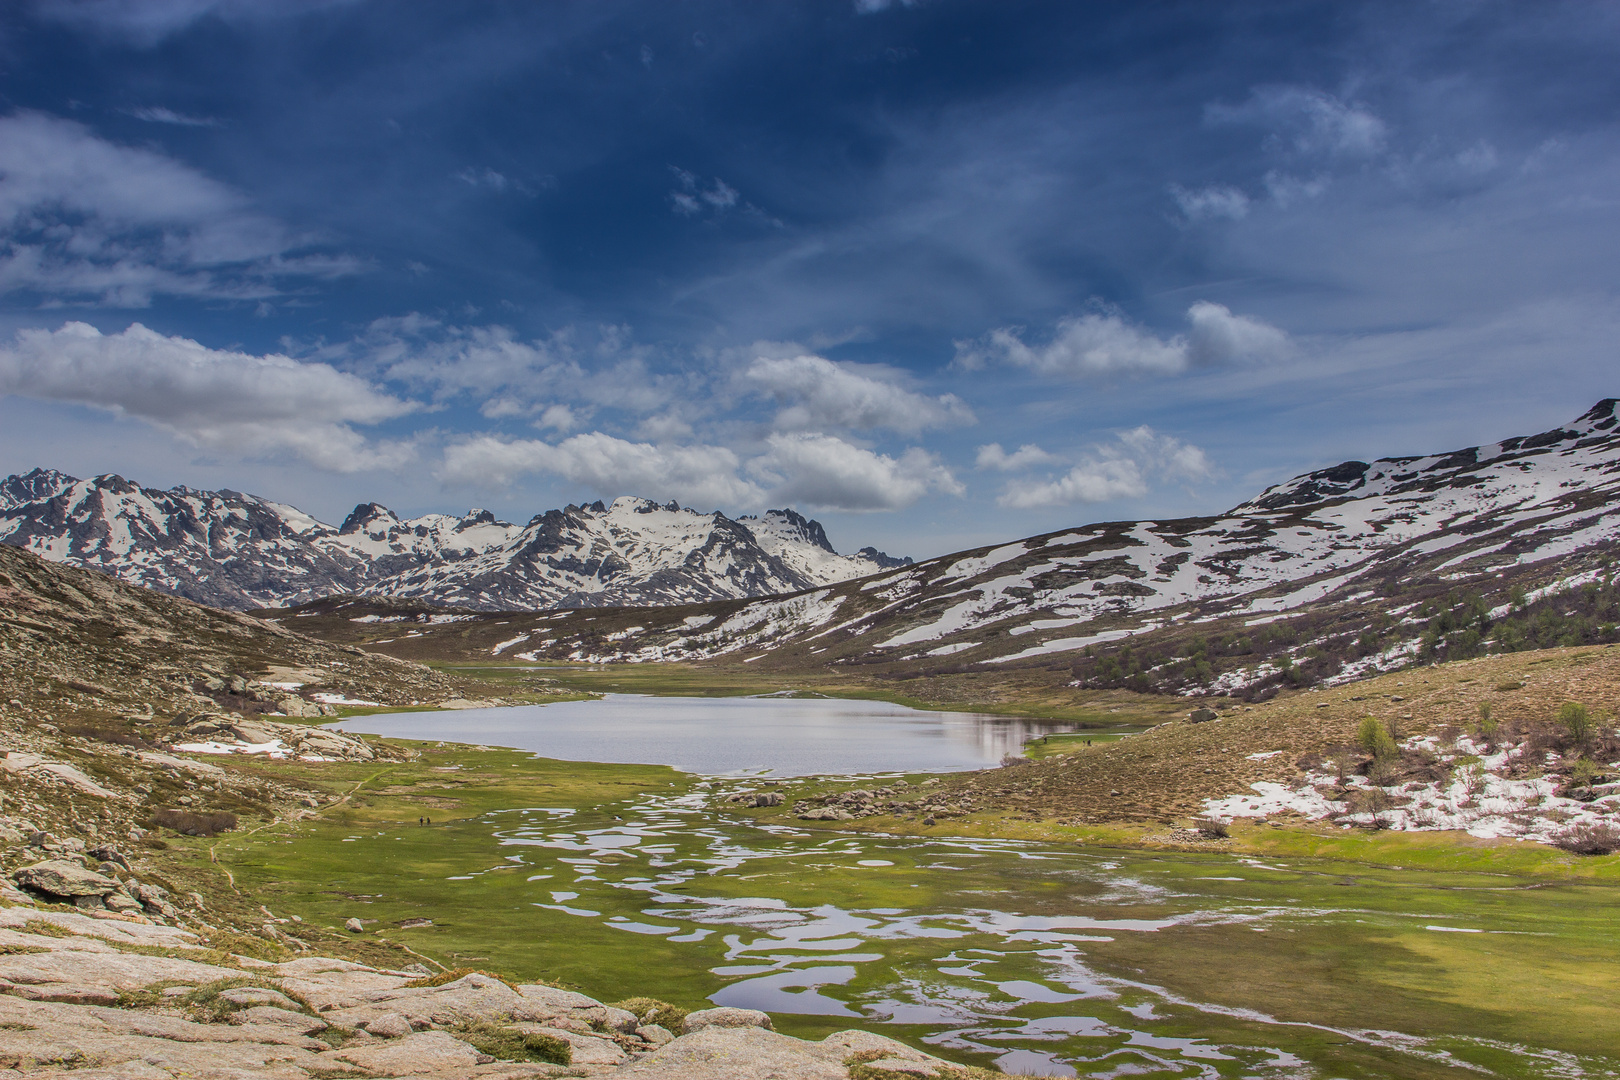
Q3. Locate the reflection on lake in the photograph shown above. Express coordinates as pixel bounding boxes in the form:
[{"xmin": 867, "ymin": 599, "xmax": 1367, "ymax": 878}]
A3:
[{"xmin": 335, "ymin": 694, "xmax": 1077, "ymax": 775}]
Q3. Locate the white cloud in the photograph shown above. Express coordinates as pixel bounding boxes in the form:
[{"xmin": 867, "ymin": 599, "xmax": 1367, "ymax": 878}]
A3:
[
  {"xmin": 958, "ymin": 301, "xmax": 1291, "ymax": 377},
  {"xmin": 537, "ymin": 404, "xmax": 576, "ymax": 433},
  {"xmin": 1208, "ymin": 86, "xmax": 1387, "ymax": 158},
  {"xmin": 0, "ymin": 111, "xmax": 358, "ymax": 306},
  {"xmin": 1185, "ymin": 301, "xmax": 1292, "ymax": 366},
  {"xmin": 1169, "ymin": 183, "xmax": 1250, "ymax": 221},
  {"xmin": 0, "ymin": 321, "xmax": 415, "ymax": 471},
  {"xmin": 439, "ymin": 432, "xmax": 763, "ymax": 507},
  {"xmin": 745, "ymin": 353, "xmax": 974, "ymax": 434},
  {"xmin": 478, "ymin": 397, "xmax": 528, "ymax": 419},
  {"xmin": 975, "ymin": 443, "xmax": 1055, "ymax": 471},
  {"xmin": 1115, "ymin": 425, "xmax": 1217, "ymax": 483},
  {"xmin": 1000, "ymin": 457, "xmax": 1146, "ymax": 508},
  {"xmin": 998, "ymin": 426, "xmax": 1214, "ymax": 509},
  {"xmin": 752, "ymin": 432, "xmax": 961, "ymax": 511}
]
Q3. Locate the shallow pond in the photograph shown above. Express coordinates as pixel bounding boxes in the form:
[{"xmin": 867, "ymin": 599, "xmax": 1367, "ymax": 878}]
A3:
[{"xmin": 336, "ymin": 694, "xmax": 1084, "ymax": 775}]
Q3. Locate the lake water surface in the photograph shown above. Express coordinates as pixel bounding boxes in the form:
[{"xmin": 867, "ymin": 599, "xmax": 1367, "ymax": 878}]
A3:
[{"xmin": 335, "ymin": 694, "xmax": 1081, "ymax": 775}]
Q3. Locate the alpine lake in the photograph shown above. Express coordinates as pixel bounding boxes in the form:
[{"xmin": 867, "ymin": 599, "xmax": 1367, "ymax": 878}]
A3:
[{"xmin": 205, "ymin": 694, "xmax": 1620, "ymax": 1080}]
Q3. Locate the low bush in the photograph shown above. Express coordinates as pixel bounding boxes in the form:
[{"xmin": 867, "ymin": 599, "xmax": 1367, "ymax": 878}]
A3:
[
  {"xmin": 1192, "ymin": 816, "xmax": 1229, "ymax": 839},
  {"xmin": 151, "ymin": 808, "xmax": 238, "ymax": 836},
  {"xmin": 1551, "ymin": 821, "xmax": 1620, "ymax": 856}
]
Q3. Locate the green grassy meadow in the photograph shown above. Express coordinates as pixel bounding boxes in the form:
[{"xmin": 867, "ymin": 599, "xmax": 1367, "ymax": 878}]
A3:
[{"xmin": 172, "ymin": 735, "xmax": 1620, "ymax": 1078}]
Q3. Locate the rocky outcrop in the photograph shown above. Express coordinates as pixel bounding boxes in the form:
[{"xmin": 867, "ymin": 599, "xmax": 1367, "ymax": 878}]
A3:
[
  {"xmin": 11, "ymin": 856, "xmax": 182, "ymax": 919},
  {"xmin": 0, "ymin": 904, "xmax": 989, "ymax": 1078},
  {"xmin": 172, "ymin": 715, "xmax": 386, "ymax": 762}
]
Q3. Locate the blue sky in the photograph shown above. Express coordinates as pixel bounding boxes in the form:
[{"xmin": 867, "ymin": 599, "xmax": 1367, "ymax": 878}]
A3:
[{"xmin": 0, "ymin": 0, "xmax": 1617, "ymax": 559}]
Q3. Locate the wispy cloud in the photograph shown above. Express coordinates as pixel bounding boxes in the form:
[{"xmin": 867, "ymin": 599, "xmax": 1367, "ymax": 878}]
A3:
[
  {"xmin": 35, "ymin": 0, "xmax": 361, "ymax": 46},
  {"xmin": 1169, "ymin": 183, "xmax": 1250, "ymax": 221},
  {"xmin": 1207, "ymin": 86, "xmax": 1388, "ymax": 159},
  {"xmin": 125, "ymin": 105, "xmax": 219, "ymax": 127},
  {"xmin": 0, "ymin": 111, "xmax": 359, "ymax": 306}
]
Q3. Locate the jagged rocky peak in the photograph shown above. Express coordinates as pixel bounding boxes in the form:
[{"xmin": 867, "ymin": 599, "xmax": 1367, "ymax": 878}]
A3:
[
  {"xmin": 0, "ymin": 467, "xmax": 77, "ymax": 509},
  {"xmin": 754, "ymin": 508, "xmax": 834, "ymax": 552},
  {"xmin": 339, "ymin": 502, "xmax": 401, "ymax": 535},
  {"xmin": 1575, "ymin": 398, "xmax": 1619, "ymax": 429},
  {"xmin": 856, "ymin": 545, "xmax": 913, "ymax": 569}
]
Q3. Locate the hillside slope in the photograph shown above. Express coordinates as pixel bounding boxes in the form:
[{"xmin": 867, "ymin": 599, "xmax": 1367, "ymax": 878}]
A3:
[{"xmin": 292, "ymin": 401, "xmax": 1620, "ymax": 700}]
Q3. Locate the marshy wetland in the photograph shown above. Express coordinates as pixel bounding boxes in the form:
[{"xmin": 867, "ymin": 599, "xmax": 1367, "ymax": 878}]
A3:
[{"xmin": 207, "ymin": 697, "xmax": 1620, "ymax": 1080}]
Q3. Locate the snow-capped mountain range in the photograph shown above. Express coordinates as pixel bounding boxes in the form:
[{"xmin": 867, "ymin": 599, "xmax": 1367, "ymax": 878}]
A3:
[
  {"xmin": 349, "ymin": 399, "xmax": 1620, "ymax": 674},
  {"xmin": 0, "ymin": 472, "xmax": 910, "ymax": 611}
]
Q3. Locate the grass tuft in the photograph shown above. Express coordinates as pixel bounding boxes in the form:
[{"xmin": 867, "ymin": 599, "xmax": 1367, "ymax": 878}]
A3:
[
  {"xmin": 609, "ymin": 996, "xmax": 688, "ymax": 1031},
  {"xmin": 446, "ymin": 1019, "xmax": 572, "ymax": 1065},
  {"xmin": 402, "ymin": 966, "xmax": 515, "ymax": 989},
  {"xmin": 20, "ymin": 919, "xmax": 77, "ymax": 938}
]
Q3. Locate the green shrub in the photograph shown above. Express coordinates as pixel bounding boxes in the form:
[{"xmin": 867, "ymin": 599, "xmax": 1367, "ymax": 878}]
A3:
[
  {"xmin": 1357, "ymin": 716, "xmax": 1398, "ymax": 760},
  {"xmin": 1476, "ymin": 701, "xmax": 1498, "ymax": 740},
  {"xmin": 1559, "ymin": 702, "xmax": 1593, "ymax": 747}
]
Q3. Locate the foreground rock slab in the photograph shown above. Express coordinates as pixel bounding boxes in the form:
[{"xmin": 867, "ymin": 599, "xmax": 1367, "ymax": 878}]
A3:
[{"xmin": 0, "ymin": 902, "xmax": 988, "ymax": 1078}]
